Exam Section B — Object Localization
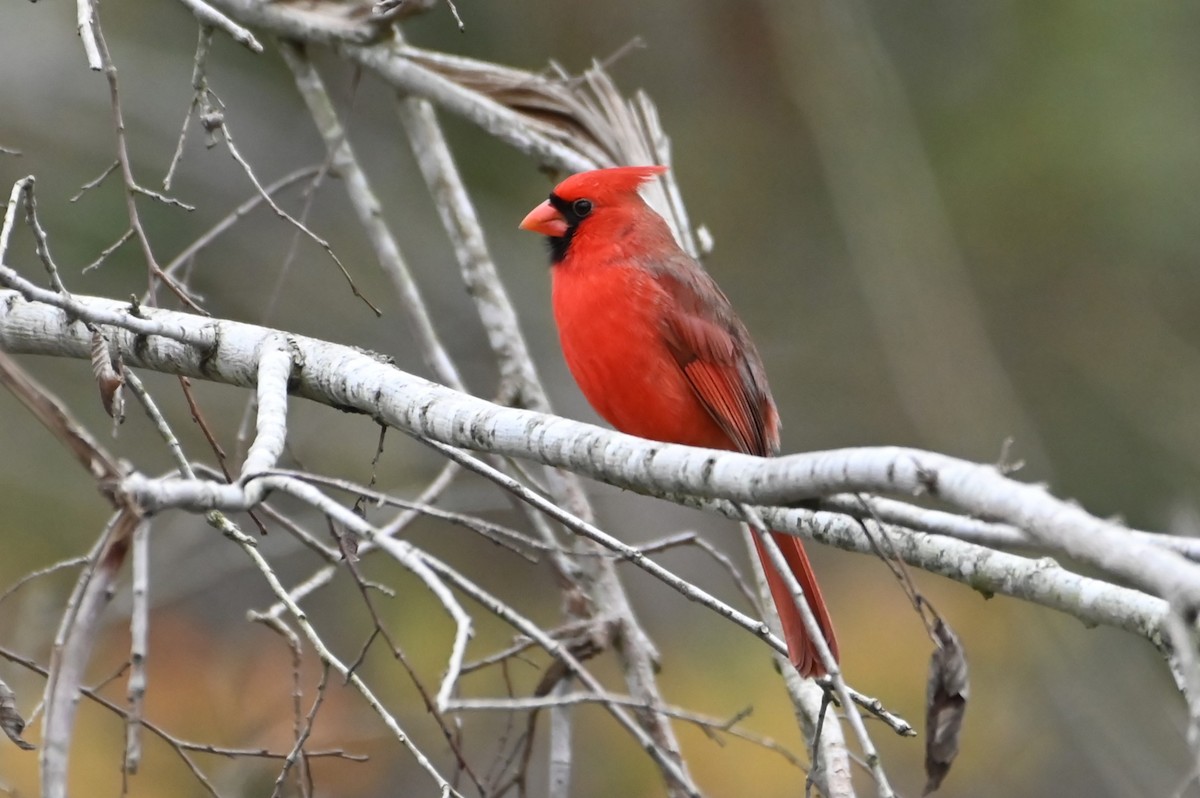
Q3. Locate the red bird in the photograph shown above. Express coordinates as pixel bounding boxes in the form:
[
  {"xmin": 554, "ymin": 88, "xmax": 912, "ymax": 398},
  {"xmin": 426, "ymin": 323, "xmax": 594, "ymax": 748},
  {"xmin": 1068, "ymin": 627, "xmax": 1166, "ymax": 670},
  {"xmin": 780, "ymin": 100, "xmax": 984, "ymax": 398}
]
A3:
[{"xmin": 520, "ymin": 165, "xmax": 839, "ymax": 677}]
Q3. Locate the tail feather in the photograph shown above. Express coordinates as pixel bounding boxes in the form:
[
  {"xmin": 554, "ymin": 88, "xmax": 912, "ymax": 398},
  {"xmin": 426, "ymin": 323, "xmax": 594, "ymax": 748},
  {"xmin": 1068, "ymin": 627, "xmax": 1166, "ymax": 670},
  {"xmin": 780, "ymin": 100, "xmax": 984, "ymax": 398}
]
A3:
[{"xmin": 751, "ymin": 531, "xmax": 839, "ymax": 678}]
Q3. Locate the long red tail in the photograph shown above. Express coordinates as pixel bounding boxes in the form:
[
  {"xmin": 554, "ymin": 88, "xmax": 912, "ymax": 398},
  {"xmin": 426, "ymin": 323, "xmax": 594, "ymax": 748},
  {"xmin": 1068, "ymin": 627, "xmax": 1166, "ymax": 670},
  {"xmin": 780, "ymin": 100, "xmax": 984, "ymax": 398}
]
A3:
[{"xmin": 751, "ymin": 531, "xmax": 839, "ymax": 677}]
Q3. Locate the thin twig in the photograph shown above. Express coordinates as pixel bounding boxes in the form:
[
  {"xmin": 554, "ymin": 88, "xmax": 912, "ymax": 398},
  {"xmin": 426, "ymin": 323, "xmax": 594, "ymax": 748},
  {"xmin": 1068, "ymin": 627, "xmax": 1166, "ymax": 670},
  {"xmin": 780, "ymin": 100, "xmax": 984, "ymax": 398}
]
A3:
[
  {"xmin": 216, "ymin": 514, "xmax": 467, "ymax": 796},
  {"xmin": 269, "ymin": 662, "xmax": 328, "ymax": 797},
  {"xmin": 329, "ymin": 532, "xmax": 487, "ymax": 795},
  {"xmin": 82, "ymin": 228, "xmax": 135, "ymax": 274},
  {"xmin": 415, "ymin": 437, "xmax": 786, "ymax": 656},
  {"xmin": 175, "ymin": 0, "xmax": 264, "ymax": 52},
  {"xmin": 448, "ymin": 692, "xmax": 807, "ymax": 769},
  {"xmin": 164, "ymin": 27, "xmax": 215, "ymax": 191},
  {"xmin": 70, "ymin": 161, "xmax": 120, "ymax": 202},
  {"xmin": 0, "ymin": 178, "xmax": 68, "ymax": 293},
  {"xmin": 0, "ymin": 645, "xmax": 368, "ymax": 796},
  {"xmin": 212, "ymin": 105, "xmax": 381, "ymax": 316},
  {"xmin": 0, "ymin": 557, "xmax": 90, "ymax": 609},
  {"xmin": 123, "ymin": 520, "xmax": 150, "ymax": 774},
  {"xmin": 411, "ymin": 549, "xmax": 702, "ymax": 795},
  {"xmin": 745, "ymin": 507, "xmax": 894, "ymax": 797},
  {"xmin": 89, "ymin": 11, "xmax": 205, "ymax": 311}
]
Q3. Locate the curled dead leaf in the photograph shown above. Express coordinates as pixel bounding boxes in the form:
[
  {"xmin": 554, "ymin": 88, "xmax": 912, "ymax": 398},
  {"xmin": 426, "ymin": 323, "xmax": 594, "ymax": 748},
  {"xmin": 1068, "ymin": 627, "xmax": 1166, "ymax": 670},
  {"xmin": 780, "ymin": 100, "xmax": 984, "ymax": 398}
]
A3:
[
  {"xmin": 0, "ymin": 679, "xmax": 35, "ymax": 751},
  {"xmin": 89, "ymin": 327, "xmax": 124, "ymax": 423},
  {"xmin": 924, "ymin": 617, "xmax": 968, "ymax": 795}
]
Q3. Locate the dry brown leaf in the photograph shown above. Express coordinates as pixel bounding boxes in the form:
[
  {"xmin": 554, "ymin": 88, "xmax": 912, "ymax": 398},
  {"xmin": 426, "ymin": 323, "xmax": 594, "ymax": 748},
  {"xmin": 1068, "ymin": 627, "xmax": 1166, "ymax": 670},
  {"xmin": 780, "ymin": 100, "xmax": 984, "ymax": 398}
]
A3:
[
  {"xmin": 89, "ymin": 326, "xmax": 125, "ymax": 422},
  {"xmin": 0, "ymin": 678, "xmax": 35, "ymax": 751},
  {"xmin": 924, "ymin": 617, "xmax": 968, "ymax": 795}
]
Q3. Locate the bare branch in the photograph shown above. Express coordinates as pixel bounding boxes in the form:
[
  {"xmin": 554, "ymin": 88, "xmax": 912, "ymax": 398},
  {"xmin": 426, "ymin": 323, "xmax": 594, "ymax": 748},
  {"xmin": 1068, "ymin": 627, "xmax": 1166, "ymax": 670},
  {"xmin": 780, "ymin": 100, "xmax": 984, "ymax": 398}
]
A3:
[
  {"xmin": 0, "ymin": 645, "xmax": 366, "ymax": 795},
  {"xmin": 0, "ymin": 557, "xmax": 90, "ymax": 609},
  {"xmin": 6, "ymin": 7, "xmax": 1193, "ymax": 793},
  {"xmin": 748, "ymin": 511, "xmax": 893, "ymax": 796},
  {"xmin": 75, "ymin": 0, "xmax": 102, "ymax": 70},
  {"xmin": 218, "ymin": 513, "xmax": 464, "ymax": 795},
  {"xmin": 1, "ymin": 291, "xmax": 1182, "ymax": 630},
  {"xmin": 279, "ymin": 43, "xmax": 457, "ymax": 381},
  {"xmin": 174, "ymin": 0, "xmax": 264, "ymax": 52},
  {"xmin": 88, "ymin": 10, "xmax": 205, "ymax": 311},
  {"xmin": 42, "ymin": 510, "xmax": 144, "ymax": 798},
  {"xmin": 123, "ymin": 520, "xmax": 150, "ymax": 774},
  {"xmin": 412, "ymin": 548, "xmax": 702, "ymax": 795}
]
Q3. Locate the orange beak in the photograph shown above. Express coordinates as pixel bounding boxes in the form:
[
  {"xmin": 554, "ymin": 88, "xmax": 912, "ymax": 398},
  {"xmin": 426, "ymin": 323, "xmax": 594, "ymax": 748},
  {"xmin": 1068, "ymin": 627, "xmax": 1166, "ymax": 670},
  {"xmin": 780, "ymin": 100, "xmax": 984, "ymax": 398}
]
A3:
[{"xmin": 519, "ymin": 200, "xmax": 568, "ymax": 237}]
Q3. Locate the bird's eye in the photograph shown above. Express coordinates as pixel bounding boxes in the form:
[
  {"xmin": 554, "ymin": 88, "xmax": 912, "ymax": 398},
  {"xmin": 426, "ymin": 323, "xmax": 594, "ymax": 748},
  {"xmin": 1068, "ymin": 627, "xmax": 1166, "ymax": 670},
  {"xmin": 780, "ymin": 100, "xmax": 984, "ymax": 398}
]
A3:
[{"xmin": 572, "ymin": 199, "xmax": 593, "ymax": 218}]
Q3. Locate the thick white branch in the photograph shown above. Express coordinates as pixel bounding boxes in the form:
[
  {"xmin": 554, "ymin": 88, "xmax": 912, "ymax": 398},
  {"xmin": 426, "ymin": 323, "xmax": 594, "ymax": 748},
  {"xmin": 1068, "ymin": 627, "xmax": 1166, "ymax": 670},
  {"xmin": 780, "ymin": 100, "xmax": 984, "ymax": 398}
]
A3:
[
  {"xmin": 820, "ymin": 494, "xmax": 1200, "ymax": 560},
  {"xmin": 1, "ymin": 289, "xmax": 1194, "ymax": 618},
  {"xmin": 239, "ymin": 336, "xmax": 291, "ymax": 479},
  {"xmin": 740, "ymin": 503, "xmax": 1166, "ymax": 643}
]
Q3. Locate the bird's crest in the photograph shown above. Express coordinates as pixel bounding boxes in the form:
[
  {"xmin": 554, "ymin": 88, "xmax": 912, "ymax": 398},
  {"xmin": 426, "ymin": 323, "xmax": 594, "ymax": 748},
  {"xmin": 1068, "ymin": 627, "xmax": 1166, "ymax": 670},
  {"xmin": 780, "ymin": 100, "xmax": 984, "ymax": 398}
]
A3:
[{"xmin": 552, "ymin": 165, "xmax": 667, "ymax": 203}]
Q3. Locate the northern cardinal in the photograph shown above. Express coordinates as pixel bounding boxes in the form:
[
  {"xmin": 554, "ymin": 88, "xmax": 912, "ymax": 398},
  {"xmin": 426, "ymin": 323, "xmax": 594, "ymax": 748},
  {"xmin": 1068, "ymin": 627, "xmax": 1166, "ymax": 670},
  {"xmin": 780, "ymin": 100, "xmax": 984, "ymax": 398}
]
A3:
[{"xmin": 520, "ymin": 165, "xmax": 839, "ymax": 677}]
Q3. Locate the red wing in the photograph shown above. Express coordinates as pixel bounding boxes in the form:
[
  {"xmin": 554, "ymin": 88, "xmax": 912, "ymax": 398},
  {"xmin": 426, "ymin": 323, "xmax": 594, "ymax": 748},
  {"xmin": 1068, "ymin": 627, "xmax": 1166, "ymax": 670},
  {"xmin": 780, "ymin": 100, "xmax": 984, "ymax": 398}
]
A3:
[{"xmin": 656, "ymin": 266, "xmax": 779, "ymax": 457}]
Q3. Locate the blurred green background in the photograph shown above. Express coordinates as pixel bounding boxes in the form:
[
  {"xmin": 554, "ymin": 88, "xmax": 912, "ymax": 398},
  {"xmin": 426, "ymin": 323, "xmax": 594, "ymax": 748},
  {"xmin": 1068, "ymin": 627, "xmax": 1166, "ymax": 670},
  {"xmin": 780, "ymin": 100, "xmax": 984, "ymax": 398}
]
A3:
[{"xmin": 2, "ymin": 1, "xmax": 1198, "ymax": 796}]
